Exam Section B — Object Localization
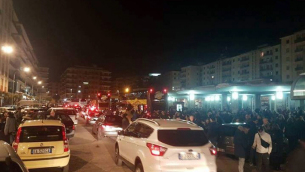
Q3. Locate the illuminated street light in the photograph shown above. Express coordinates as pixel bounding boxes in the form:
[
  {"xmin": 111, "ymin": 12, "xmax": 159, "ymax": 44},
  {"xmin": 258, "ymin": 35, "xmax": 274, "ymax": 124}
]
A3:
[
  {"xmin": 125, "ymin": 88, "xmax": 130, "ymax": 93},
  {"xmin": 242, "ymin": 95, "xmax": 248, "ymax": 101},
  {"xmin": 271, "ymin": 95, "xmax": 275, "ymax": 100},
  {"xmin": 42, "ymin": 86, "xmax": 44, "ymax": 88},
  {"xmin": 33, "ymin": 76, "xmax": 37, "ymax": 80},
  {"xmin": 23, "ymin": 67, "xmax": 30, "ymax": 72},
  {"xmin": 232, "ymin": 92, "xmax": 239, "ymax": 100},
  {"xmin": 276, "ymin": 91, "xmax": 283, "ymax": 99},
  {"xmin": 1, "ymin": 45, "xmax": 13, "ymax": 54},
  {"xmin": 215, "ymin": 95, "xmax": 220, "ymax": 101},
  {"xmin": 227, "ymin": 97, "xmax": 231, "ymax": 102},
  {"xmin": 38, "ymin": 81, "xmax": 42, "ymax": 85},
  {"xmin": 78, "ymin": 90, "xmax": 81, "ymax": 93}
]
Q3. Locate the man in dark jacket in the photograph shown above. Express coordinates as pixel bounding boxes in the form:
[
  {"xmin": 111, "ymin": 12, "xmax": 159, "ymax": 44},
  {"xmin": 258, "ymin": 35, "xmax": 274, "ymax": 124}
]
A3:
[
  {"xmin": 122, "ymin": 114, "xmax": 130, "ymax": 130},
  {"xmin": 234, "ymin": 124, "xmax": 250, "ymax": 172},
  {"xmin": 207, "ymin": 116, "xmax": 220, "ymax": 146}
]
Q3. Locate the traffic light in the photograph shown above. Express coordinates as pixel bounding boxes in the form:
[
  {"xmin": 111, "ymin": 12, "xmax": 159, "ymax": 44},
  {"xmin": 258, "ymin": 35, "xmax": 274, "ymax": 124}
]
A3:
[
  {"xmin": 149, "ymin": 88, "xmax": 153, "ymax": 93},
  {"xmin": 163, "ymin": 88, "xmax": 167, "ymax": 94},
  {"xmin": 107, "ymin": 93, "xmax": 111, "ymax": 97}
]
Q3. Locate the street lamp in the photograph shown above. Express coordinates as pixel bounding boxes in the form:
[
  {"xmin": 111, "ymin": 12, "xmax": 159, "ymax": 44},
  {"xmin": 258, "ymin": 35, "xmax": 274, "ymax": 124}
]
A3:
[
  {"xmin": 1, "ymin": 45, "xmax": 13, "ymax": 54},
  {"xmin": 125, "ymin": 87, "xmax": 129, "ymax": 93},
  {"xmin": 23, "ymin": 67, "xmax": 30, "ymax": 72},
  {"xmin": 42, "ymin": 86, "xmax": 44, "ymax": 88},
  {"xmin": 33, "ymin": 76, "xmax": 37, "ymax": 80},
  {"xmin": 38, "ymin": 81, "xmax": 42, "ymax": 85}
]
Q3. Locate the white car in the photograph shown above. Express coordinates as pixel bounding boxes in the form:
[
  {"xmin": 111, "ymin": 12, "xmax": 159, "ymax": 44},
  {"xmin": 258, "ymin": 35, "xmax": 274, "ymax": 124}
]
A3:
[
  {"xmin": 92, "ymin": 115, "xmax": 123, "ymax": 137},
  {"xmin": 13, "ymin": 120, "xmax": 70, "ymax": 171},
  {"xmin": 115, "ymin": 118, "xmax": 217, "ymax": 172},
  {"xmin": 48, "ymin": 108, "xmax": 78, "ymax": 125}
]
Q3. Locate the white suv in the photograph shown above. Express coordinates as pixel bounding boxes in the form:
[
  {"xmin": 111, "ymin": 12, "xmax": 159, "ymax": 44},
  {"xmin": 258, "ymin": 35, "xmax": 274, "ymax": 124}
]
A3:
[{"xmin": 115, "ymin": 118, "xmax": 217, "ymax": 172}]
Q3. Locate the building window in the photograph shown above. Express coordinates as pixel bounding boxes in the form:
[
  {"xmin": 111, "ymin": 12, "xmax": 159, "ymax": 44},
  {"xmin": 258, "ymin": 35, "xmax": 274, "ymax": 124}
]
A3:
[
  {"xmin": 287, "ymin": 75, "xmax": 290, "ymax": 79},
  {"xmin": 286, "ymin": 66, "xmax": 290, "ymax": 70},
  {"xmin": 275, "ymin": 56, "xmax": 278, "ymax": 59},
  {"xmin": 275, "ymin": 64, "xmax": 278, "ymax": 67},
  {"xmin": 286, "ymin": 40, "xmax": 289, "ymax": 44},
  {"xmin": 276, "ymin": 71, "xmax": 279, "ymax": 75},
  {"xmin": 286, "ymin": 48, "xmax": 290, "ymax": 53},
  {"xmin": 286, "ymin": 57, "xmax": 290, "ymax": 61},
  {"xmin": 275, "ymin": 48, "xmax": 278, "ymax": 52}
]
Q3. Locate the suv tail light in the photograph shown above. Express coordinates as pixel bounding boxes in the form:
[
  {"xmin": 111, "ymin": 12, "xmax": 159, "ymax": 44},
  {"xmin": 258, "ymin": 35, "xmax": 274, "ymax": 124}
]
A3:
[
  {"xmin": 209, "ymin": 146, "xmax": 217, "ymax": 155},
  {"xmin": 72, "ymin": 125, "xmax": 75, "ymax": 130},
  {"xmin": 13, "ymin": 127, "xmax": 22, "ymax": 152},
  {"xmin": 62, "ymin": 126, "xmax": 69, "ymax": 152},
  {"xmin": 146, "ymin": 143, "xmax": 167, "ymax": 156}
]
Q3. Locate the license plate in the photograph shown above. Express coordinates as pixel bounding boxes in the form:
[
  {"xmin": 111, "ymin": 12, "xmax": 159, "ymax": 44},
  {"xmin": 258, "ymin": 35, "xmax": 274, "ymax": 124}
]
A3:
[
  {"xmin": 31, "ymin": 148, "xmax": 52, "ymax": 154},
  {"xmin": 178, "ymin": 152, "xmax": 200, "ymax": 160}
]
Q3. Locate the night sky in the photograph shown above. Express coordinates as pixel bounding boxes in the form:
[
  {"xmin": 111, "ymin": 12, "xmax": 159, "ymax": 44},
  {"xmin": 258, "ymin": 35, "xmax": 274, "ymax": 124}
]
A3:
[{"xmin": 12, "ymin": 0, "xmax": 305, "ymax": 81}]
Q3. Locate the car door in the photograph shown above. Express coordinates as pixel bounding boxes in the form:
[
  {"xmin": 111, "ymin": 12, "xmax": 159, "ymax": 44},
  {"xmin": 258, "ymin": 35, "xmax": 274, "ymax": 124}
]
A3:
[{"xmin": 119, "ymin": 122, "xmax": 138, "ymax": 163}]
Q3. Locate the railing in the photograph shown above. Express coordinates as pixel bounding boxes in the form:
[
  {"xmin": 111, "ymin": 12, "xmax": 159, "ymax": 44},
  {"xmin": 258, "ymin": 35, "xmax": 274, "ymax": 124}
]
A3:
[
  {"xmin": 295, "ymin": 37, "xmax": 305, "ymax": 43},
  {"xmin": 240, "ymin": 65, "xmax": 250, "ymax": 68},
  {"xmin": 222, "ymin": 62, "xmax": 231, "ymax": 66},
  {"xmin": 295, "ymin": 67, "xmax": 304, "ymax": 71},
  {"xmin": 240, "ymin": 58, "xmax": 250, "ymax": 62},
  {"xmin": 260, "ymin": 67, "xmax": 273, "ymax": 71},
  {"xmin": 222, "ymin": 68, "xmax": 231, "ymax": 72},
  {"xmin": 260, "ymin": 59, "xmax": 273, "ymax": 64},
  {"xmin": 295, "ymin": 58, "xmax": 303, "ymax": 62},
  {"xmin": 295, "ymin": 48, "xmax": 304, "ymax": 53},
  {"xmin": 240, "ymin": 71, "xmax": 250, "ymax": 75}
]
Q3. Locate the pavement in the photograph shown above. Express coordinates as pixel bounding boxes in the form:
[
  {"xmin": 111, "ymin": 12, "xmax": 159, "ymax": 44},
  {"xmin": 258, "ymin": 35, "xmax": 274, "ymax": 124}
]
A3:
[{"xmin": 30, "ymin": 118, "xmax": 284, "ymax": 172}]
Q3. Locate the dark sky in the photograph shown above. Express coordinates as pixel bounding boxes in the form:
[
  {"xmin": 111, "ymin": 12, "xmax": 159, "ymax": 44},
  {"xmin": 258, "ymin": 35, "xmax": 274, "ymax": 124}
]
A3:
[{"xmin": 13, "ymin": 0, "xmax": 305, "ymax": 81}]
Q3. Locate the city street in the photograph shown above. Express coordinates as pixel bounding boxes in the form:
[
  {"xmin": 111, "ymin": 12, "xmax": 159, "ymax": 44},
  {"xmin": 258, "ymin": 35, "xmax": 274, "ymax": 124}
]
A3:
[{"xmin": 29, "ymin": 118, "xmax": 263, "ymax": 172}]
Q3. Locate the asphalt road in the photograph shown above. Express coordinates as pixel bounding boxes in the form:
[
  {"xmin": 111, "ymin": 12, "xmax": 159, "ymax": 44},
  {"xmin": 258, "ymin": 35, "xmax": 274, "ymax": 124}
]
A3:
[{"xmin": 30, "ymin": 118, "xmax": 282, "ymax": 172}]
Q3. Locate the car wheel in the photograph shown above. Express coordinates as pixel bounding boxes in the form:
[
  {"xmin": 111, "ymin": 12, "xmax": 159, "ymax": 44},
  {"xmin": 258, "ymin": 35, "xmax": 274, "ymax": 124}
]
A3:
[
  {"xmin": 135, "ymin": 161, "xmax": 144, "ymax": 172},
  {"xmin": 115, "ymin": 146, "xmax": 123, "ymax": 166},
  {"xmin": 61, "ymin": 164, "xmax": 69, "ymax": 172}
]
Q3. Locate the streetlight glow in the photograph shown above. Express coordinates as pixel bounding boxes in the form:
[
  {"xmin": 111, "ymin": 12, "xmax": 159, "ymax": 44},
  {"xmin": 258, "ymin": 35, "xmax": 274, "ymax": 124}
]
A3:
[
  {"xmin": 1, "ymin": 45, "xmax": 13, "ymax": 54},
  {"xmin": 23, "ymin": 67, "xmax": 30, "ymax": 72},
  {"xmin": 33, "ymin": 76, "xmax": 37, "ymax": 80},
  {"xmin": 125, "ymin": 88, "xmax": 129, "ymax": 93},
  {"xmin": 38, "ymin": 81, "xmax": 42, "ymax": 85}
]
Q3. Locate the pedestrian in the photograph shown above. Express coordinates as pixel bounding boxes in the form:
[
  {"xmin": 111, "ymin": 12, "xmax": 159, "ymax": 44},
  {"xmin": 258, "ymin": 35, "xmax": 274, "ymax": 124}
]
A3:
[
  {"xmin": 14, "ymin": 107, "xmax": 23, "ymax": 126},
  {"xmin": 4, "ymin": 112, "xmax": 17, "ymax": 145},
  {"xmin": 252, "ymin": 126, "xmax": 272, "ymax": 172},
  {"xmin": 47, "ymin": 110, "xmax": 58, "ymax": 120},
  {"xmin": 270, "ymin": 124, "xmax": 283, "ymax": 171},
  {"xmin": 262, "ymin": 117, "xmax": 271, "ymax": 133},
  {"xmin": 122, "ymin": 114, "xmax": 130, "ymax": 130},
  {"xmin": 248, "ymin": 117, "xmax": 259, "ymax": 166},
  {"xmin": 234, "ymin": 124, "xmax": 251, "ymax": 172},
  {"xmin": 207, "ymin": 116, "xmax": 219, "ymax": 146}
]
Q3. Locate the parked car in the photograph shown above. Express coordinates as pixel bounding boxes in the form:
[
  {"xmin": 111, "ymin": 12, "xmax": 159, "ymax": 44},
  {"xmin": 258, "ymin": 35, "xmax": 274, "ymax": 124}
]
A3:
[
  {"xmin": 0, "ymin": 140, "xmax": 28, "ymax": 172},
  {"xmin": 115, "ymin": 118, "xmax": 217, "ymax": 172},
  {"xmin": 12, "ymin": 120, "xmax": 70, "ymax": 171},
  {"xmin": 47, "ymin": 108, "xmax": 78, "ymax": 125},
  {"xmin": 92, "ymin": 115, "xmax": 122, "ymax": 138},
  {"xmin": 217, "ymin": 123, "xmax": 289, "ymax": 156},
  {"xmin": 88, "ymin": 112, "xmax": 103, "ymax": 125}
]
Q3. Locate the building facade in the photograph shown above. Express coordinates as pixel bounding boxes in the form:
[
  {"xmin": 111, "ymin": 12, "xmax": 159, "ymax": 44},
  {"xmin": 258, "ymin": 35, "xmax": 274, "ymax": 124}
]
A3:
[
  {"xmin": 180, "ymin": 66, "xmax": 201, "ymax": 89},
  {"xmin": 281, "ymin": 30, "xmax": 305, "ymax": 83},
  {"xmin": 161, "ymin": 71, "xmax": 180, "ymax": 91},
  {"xmin": 60, "ymin": 66, "xmax": 111, "ymax": 99}
]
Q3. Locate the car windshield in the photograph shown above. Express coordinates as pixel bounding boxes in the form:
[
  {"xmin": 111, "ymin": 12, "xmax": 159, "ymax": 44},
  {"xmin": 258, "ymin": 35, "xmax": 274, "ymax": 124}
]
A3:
[
  {"xmin": 20, "ymin": 126, "xmax": 63, "ymax": 142},
  {"xmin": 158, "ymin": 130, "xmax": 209, "ymax": 146},
  {"xmin": 219, "ymin": 126, "xmax": 239, "ymax": 137},
  {"xmin": 105, "ymin": 116, "xmax": 122, "ymax": 126}
]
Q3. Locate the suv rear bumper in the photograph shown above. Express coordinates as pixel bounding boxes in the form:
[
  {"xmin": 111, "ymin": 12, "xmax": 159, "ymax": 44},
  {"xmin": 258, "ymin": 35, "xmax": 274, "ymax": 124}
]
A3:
[{"xmin": 22, "ymin": 154, "xmax": 70, "ymax": 169}]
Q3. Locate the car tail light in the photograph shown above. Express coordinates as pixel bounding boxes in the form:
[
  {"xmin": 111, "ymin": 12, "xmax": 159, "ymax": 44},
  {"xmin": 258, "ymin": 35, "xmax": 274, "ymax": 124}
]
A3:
[
  {"xmin": 146, "ymin": 143, "xmax": 167, "ymax": 156},
  {"xmin": 13, "ymin": 127, "xmax": 22, "ymax": 152},
  {"xmin": 209, "ymin": 146, "xmax": 217, "ymax": 155},
  {"xmin": 72, "ymin": 125, "xmax": 75, "ymax": 130},
  {"xmin": 62, "ymin": 126, "xmax": 69, "ymax": 152}
]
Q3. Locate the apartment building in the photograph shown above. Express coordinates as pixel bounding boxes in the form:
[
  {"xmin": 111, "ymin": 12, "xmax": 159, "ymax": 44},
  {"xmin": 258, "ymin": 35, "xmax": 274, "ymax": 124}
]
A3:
[
  {"xmin": 281, "ymin": 30, "xmax": 305, "ymax": 83},
  {"xmin": 162, "ymin": 71, "xmax": 180, "ymax": 91},
  {"xmin": 180, "ymin": 66, "xmax": 201, "ymax": 89},
  {"xmin": 202, "ymin": 61, "xmax": 221, "ymax": 85},
  {"xmin": 48, "ymin": 82, "xmax": 60, "ymax": 97},
  {"xmin": 60, "ymin": 66, "xmax": 111, "ymax": 99},
  {"xmin": 112, "ymin": 75, "xmax": 149, "ymax": 94}
]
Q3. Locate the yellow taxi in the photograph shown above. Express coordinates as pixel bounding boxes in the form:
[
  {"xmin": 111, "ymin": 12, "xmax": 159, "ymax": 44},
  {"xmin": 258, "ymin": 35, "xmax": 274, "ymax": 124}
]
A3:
[{"xmin": 12, "ymin": 120, "xmax": 70, "ymax": 171}]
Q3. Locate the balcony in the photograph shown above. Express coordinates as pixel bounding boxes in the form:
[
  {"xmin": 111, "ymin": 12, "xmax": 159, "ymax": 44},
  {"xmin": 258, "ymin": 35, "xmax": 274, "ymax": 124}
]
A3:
[
  {"xmin": 240, "ymin": 71, "xmax": 249, "ymax": 75},
  {"xmin": 264, "ymin": 52, "xmax": 273, "ymax": 56},
  {"xmin": 240, "ymin": 58, "xmax": 250, "ymax": 62},
  {"xmin": 295, "ymin": 57, "xmax": 303, "ymax": 62},
  {"xmin": 295, "ymin": 48, "xmax": 304, "ymax": 53},
  {"xmin": 240, "ymin": 64, "xmax": 250, "ymax": 68},
  {"xmin": 222, "ymin": 62, "xmax": 231, "ymax": 66},
  {"xmin": 295, "ymin": 66, "xmax": 304, "ymax": 71},
  {"xmin": 222, "ymin": 74, "xmax": 231, "ymax": 78},
  {"xmin": 260, "ymin": 67, "xmax": 273, "ymax": 71},
  {"xmin": 295, "ymin": 37, "xmax": 305, "ymax": 44},
  {"xmin": 260, "ymin": 59, "xmax": 273, "ymax": 64},
  {"xmin": 222, "ymin": 68, "xmax": 231, "ymax": 72}
]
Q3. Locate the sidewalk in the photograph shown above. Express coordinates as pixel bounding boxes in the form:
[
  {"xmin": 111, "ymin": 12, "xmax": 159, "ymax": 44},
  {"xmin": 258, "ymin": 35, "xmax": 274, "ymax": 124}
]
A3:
[{"xmin": 68, "ymin": 121, "xmax": 131, "ymax": 172}]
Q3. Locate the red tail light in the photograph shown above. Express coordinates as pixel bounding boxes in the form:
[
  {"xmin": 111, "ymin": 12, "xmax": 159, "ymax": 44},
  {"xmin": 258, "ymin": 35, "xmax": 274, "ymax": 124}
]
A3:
[
  {"xmin": 209, "ymin": 146, "xmax": 217, "ymax": 155},
  {"xmin": 72, "ymin": 125, "xmax": 75, "ymax": 130},
  {"xmin": 13, "ymin": 127, "xmax": 22, "ymax": 152},
  {"xmin": 146, "ymin": 143, "xmax": 167, "ymax": 156},
  {"xmin": 62, "ymin": 126, "xmax": 69, "ymax": 152}
]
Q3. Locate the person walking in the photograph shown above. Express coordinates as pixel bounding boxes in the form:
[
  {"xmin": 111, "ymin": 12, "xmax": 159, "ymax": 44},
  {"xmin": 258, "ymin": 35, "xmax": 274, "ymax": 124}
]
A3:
[
  {"xmin": 270, "ymin": 124, "xmax": 283, "ymax": 171},
  {"xmin": 234, "ymin": 124, "xmax": 250, "ymax": 172},
  {"xmin": 122, "ymin": 113, "xmax": 130, "ymax": 130},
  {"xmin": 4, "ymin": 112, "xmax": 17, "ymax": 145},
  {"xmin": 207, "ymin": 116, "xmax": 219, "ymax": 146},
  {"xmin": 252, "ymin": 126, "xmax": 272, "ymax": 172}
]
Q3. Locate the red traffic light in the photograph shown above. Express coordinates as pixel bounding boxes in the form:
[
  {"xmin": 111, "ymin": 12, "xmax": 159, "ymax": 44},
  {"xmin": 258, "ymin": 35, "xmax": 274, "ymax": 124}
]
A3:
[
  {"xmin": 97, "ymin": 93, "xmax": 101, "ymax": 96},
  {"xmin": 163, "ymin": 88, "xmax": 167, "ymax": 93},
  {"xmin": 107, "ymin": 93, "xmax": 111, "ymax": 97},
  {"xmin": 149, "ymin": 88, "xmax": 153, "ymax": 93}
]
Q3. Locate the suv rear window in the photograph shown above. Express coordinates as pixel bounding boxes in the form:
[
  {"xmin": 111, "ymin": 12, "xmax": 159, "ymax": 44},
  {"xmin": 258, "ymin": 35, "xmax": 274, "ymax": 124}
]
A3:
[
  {"xmin": 158, "ymin": 130, "xmax": 209, "ymax": 146},
  {"xmin": 219, "ymin": 126, "xmax": 239, "ymax": 137},
  {"xmin": 105, "ymin": 116, "xmax": 122, "ymax": 126},
  {"xmin": 20, "ymin": 126, "xmax": 63, "ymax": 142}
]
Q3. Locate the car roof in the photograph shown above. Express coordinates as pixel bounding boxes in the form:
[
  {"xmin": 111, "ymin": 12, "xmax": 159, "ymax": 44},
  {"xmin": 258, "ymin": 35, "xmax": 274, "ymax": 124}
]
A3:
[
  {"xmin": 50, "ymin": 108, "xmax": 75, "ymax": 110},
  {"xmin": 135, "ymin": 118, "xmax": 202, "ymax": 129},
  {"xmin": 21, "ymin": 120, "xmax": 63, "ymax": 127}
]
